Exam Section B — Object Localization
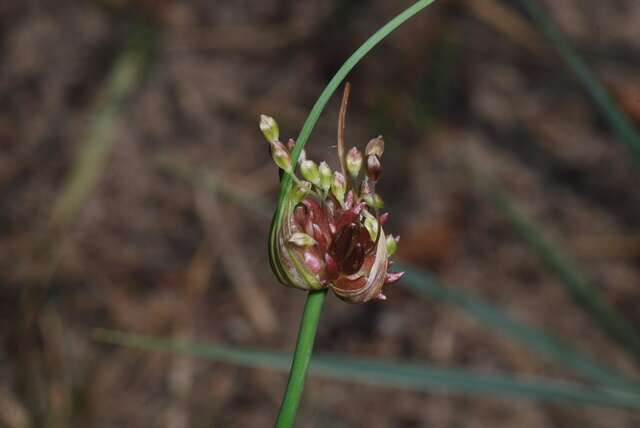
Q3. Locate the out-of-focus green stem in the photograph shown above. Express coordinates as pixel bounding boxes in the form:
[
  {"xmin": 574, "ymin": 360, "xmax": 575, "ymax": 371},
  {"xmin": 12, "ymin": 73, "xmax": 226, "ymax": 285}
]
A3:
[
  {"xmin": 275, "ymin": 290, "xmax": 327, "ymax": 428},
  {"xmin": 518, "ymin": 0, "xmax": 640, "ymax": 162},
  {"xmin": 160, "ymin": 162, "xmax": 640, "ymax": 392},
  {"xmin": 50, "ymin": 26, "xmax": 155, "ymax": 231},
  {"xmin": 484, "ymin": 180, "xmax": 640, "ymax": 361},
  {"xmin": 96, "ymin": 328, "xmax": 640, "ymax": 410}
]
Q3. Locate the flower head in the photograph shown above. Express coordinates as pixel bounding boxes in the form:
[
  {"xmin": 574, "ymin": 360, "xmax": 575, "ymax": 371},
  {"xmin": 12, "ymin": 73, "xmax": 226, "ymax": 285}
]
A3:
[{"xmin": 260, "ymin": 92, "xmax": 403, "ymax": 303}]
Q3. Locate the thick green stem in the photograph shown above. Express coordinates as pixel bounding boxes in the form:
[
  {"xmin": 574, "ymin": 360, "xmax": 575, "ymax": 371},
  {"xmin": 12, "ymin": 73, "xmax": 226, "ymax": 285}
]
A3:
[{"xmin": 275, "ymin": 290, "xmax": 327, "ymax": 428}]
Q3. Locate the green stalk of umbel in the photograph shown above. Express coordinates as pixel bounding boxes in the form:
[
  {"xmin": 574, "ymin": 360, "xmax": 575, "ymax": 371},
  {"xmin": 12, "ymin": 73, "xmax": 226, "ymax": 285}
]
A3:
[
  {"xmin": 274, "ymin": 290, "xmax": 326, "ymax": 427},
  {"xmin": 272, "ymin": 1, "xmax": 439, "ymax": 426}
]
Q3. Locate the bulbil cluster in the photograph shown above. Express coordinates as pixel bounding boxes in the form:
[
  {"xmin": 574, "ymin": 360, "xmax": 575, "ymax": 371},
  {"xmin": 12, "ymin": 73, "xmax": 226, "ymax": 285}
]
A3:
[{"xmin": 261, "ymin": 101, "xmax": 403, "ymax": 303}]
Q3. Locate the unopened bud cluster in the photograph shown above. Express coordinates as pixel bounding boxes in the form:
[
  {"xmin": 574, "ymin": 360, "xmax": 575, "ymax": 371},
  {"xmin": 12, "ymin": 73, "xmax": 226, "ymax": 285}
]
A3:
[{"xmin": 261, "ymin": 114, "xmax": 403, "ymax": 303}]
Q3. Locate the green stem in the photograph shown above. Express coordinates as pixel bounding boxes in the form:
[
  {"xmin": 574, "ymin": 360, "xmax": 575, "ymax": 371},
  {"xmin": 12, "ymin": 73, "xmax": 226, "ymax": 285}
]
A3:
[
  {"xmin": 275, "ymin": 290, "xmax": 327, "ymax": 428},
  {"xmin": 271, "ymin": 0, "xmax": 438, "ymax": 230}
]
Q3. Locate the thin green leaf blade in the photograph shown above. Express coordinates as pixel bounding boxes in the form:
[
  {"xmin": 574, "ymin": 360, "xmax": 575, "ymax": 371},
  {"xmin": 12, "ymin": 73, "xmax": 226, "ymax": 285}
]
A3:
[
  {"xmin": 50, "ymin": 26, "xmax": 155, "ymax": 231},
  {"xmin": 517, "ymin": 0, "xmax": 640, "ymax": 162},
  {"xmin": 95, "ymin": 329, "xmax": 640, "ymax": 410},
  {"xmin": 398, "ymin": 264, "xmax": 640, "ymax": 392},
  {"xmin": 483, "ymin": 182, "xmax": 640, "ymax": 362},
  {"xmin": 157, "ymin": 163, "xmax": 639, "ymax": 391}
]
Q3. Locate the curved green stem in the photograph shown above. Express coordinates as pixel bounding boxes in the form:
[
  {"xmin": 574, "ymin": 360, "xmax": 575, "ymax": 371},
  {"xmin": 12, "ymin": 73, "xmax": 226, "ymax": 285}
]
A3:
[
  {"xmin": 275, "ymin": 290, "xmax": 327, "ymax": 428},
  {"xmin": 271, "ymin": 0, "xmax": 438, "ymax": 237}
]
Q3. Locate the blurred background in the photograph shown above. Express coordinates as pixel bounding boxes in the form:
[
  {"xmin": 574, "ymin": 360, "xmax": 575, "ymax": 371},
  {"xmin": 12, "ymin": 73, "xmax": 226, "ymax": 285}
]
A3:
[{"xmin": 2, "ymin": 0, "xmax": 640, "ymax": 427}]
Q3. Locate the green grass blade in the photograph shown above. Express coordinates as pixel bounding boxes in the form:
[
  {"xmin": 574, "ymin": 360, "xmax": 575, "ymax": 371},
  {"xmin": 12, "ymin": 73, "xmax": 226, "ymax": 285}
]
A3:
[
  {"xmin": 482, "ymin": 181, "xmax": 640, "ymax": 361},
  {"xmin": 95, "ymin": 329, "xmax": 640, "ymax": 410},
  {"xmin": 20, "ymin": 25, "xmax": 156, "ymax": 351},
  {"xmin": 399, "ymin": 264, "xmax": 640, "ymax": 392},
  {"xmin": 517, "ymin": 0, "xmax": 640, "ymax": 162},
  {"xmin": 50, "ymin": 26, "xmax": 155, "ymax": 231},
  {"xmin": 158, "ymin": 163, "xmax": 638, "ymax": 390}
]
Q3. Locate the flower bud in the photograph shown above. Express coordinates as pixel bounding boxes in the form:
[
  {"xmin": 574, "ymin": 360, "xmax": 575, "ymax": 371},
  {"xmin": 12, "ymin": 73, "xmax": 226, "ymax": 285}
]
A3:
[
  {"xmin": 359, "ymin": 179, "xmax": 372, "ymax": 198},
  {"xmin": 270, "ymin": 140, "xmax": 293, "ymax": 173},
  {"xmin": 386, "ymin": 234, "xmax": 399, "ymax": 257},
  {"xmin": 291, "ymin": 180, "xmax": 311, "ymax": 202},
  {"xmin": 363, "ymin": 192, "xmax": 384, "ymax": 209},
  {"xmin": 288, "ymin": 232, "xmax": 317, "ymax": 247},
  {"xmin": 373, "ymin": 193, "xmax": 384, "ymax": 208},
  {"xmin": 365, "ymin": 136, "xmax": 384, "ymax": 157},
  {"xmin": 363, "ymin": 211, "xmax": 379, "ymax": 241},
  {"xmin": 346, "ymin": 147, "xmax": 363, "ymax": 179},
  {"xmin": 366, "ymin": 154, "xmax": 381, "ymax": 182},
  {"xmin": 260, "ymin": 114, "xmax": 279, "ymax": 143},
  {"xmin": 331, "ymin": 171, "xmax": 347, "ymax": 206},
  {"xmin": 319, "ymin": 161, "xmax": 332, "ymax": 192},
  {"xmin": 300, "ymin": 160, "xmax": 321, "ymax": 187},
  {"xmin": 287, "ymin": 139, "xmax": 306, "ymax": 164}
]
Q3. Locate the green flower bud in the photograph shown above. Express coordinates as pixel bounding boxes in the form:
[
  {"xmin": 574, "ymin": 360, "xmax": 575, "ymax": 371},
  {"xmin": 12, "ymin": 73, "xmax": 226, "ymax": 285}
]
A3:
[
  {"xmin": 287, "ymin": 139, "xmax": 306, "ymax": 164},
  {"xmin": 300, "ymin": 160, "xmax": 321, "ymax": 187},
  {"xmin": 365, "ymin": 135, "xmax": 384, "ymax": 157},
  {"xmin": 346, "ymin": 147, "xmax": 363, "ymax": 179},
  {"xmin": 270, "ymin": 140, "xmax": 292, "ymax": 173},
  {"xmin": 363, "ymin": 192, "xmax": 384, "ymax": 209},
  {"xmin": 319, "ymin": 161, "xmax": 332, "ymax": 192},
  {"xmin": 374, "ymin": 194, "xmax": 384, "ymax": 208},
  {"xmin": 331, "ymin": 171, "xmax": 346, "ymax": 206},
  {"xmin": 288, "ymin": 232, "xmax": 317, "ymax": 247},
  {"xmin": 363, "ymin": 211, "xmax": 379, "ymax": 241},
  {"xmin": 260, "ymin": 114, "xmax": 279, "ymax": 143},
  {"xmin": 359, "ymin": 179, "xmax": 372, "ymax": 198},
  {"xmin": 386, "ymin": 234, "xmax": 398, "ymax": 257},
  {"xmin": 291, "ymin": 180, "xmax": 311, "ymax": 202}
]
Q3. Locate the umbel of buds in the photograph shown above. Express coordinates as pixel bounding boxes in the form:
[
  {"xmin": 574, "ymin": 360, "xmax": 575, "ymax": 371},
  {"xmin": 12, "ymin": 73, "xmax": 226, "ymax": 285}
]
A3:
[{"xmin": 260, "ymin": 113, "xmax": 403, "ymax": 303}]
